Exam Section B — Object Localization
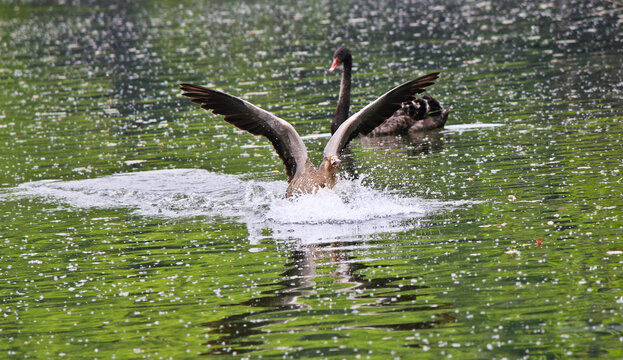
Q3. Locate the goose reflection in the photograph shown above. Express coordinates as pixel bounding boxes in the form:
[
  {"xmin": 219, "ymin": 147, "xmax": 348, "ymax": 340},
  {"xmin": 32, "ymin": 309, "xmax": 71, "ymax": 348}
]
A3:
[
  {"xmin": 338, "ymin": 129, "xmax": 448, "ymax": 180},
  {"xmin": 200, "ymin": 240, "xmax": 455, "ymax": 356}
]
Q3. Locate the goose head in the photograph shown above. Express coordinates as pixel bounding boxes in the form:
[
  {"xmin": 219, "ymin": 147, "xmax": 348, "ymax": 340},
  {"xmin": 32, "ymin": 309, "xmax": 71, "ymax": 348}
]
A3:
[{"xmin": 320, "ymin": 155, "xmax": 341, "ymax": 183}]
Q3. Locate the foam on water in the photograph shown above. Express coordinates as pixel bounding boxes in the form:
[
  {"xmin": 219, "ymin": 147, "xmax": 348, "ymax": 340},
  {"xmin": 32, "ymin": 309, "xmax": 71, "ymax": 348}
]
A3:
[
  {"xmin": 12, "ymin": 169, "xmax": 247, "ymax": 218},
  {"xmin": 9, "ymin": 169, "xmax": 452, "ymax": 244},
  {"xmin": 265, "ymin": 181, "xmax": 427, "ymax": 224}
]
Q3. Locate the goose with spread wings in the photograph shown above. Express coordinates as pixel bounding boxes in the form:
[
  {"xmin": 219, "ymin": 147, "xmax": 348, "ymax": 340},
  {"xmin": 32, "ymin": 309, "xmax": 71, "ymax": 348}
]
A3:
[{"xmin": 180, "ymin": 71, "xmax": 439, "ymax": 197}]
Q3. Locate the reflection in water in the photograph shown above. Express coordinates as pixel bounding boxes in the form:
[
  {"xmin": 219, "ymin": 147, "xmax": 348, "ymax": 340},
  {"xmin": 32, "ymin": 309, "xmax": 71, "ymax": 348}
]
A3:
[
  {"xmin": 201, "ymin": 241, "xmax": 455, "ymax": 356},
  {"xmin": 338, "ymin": 129, "xmax": 447, "ymax": 180},
  {"xmin": 200, "ymin": 247, "xmax": 323, "ymax": 356},
  {"xmin": 360, "ymin": 129, "xmax": 447, "ymax": 156}
]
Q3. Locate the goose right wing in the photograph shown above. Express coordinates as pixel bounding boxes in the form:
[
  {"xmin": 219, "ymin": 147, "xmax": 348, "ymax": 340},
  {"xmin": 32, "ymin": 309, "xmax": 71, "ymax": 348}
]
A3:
[
  {"xmin": 324, "ymin": 72, "xmax": 440, "ymax": 157},
  {"xmin": 180, "ymin": 83, "xmax": 308, "ymax": 181}
]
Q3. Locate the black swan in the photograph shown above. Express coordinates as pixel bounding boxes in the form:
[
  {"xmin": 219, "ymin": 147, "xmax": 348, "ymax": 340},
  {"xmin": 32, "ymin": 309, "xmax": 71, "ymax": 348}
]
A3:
[
  {"xmin": 179, "ymin": 72, "xmax": 439, "ymax": 197},
  {"xmin": 329, "ymin": 47, "xmax": 450, "ymax": 136}
]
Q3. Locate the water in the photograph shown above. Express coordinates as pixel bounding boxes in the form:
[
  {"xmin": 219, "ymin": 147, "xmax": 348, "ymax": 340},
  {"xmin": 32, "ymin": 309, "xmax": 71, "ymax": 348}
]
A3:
[{"xmin": 1, "ymin": 0, "xmax": 622, "ymax": 358}]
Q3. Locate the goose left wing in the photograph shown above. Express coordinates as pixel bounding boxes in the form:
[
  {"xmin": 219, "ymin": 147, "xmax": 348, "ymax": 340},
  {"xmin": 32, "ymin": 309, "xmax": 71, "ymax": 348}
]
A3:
[{"xmin": 180, "ymin": 83, "xmax": 308, "ymax": 182}]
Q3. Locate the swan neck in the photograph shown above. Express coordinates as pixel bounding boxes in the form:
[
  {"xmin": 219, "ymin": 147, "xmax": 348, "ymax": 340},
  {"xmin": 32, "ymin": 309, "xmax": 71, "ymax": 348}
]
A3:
[{"xmin": 332, "ymin": 60, "xmax": 351, "ymax": 134}]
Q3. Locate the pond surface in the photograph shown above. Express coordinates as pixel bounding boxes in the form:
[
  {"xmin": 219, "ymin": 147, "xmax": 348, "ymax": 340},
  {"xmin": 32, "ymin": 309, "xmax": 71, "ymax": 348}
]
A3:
[{"xmin": 1, "ymin": 0, "xmax": 622, "ymax": 358}]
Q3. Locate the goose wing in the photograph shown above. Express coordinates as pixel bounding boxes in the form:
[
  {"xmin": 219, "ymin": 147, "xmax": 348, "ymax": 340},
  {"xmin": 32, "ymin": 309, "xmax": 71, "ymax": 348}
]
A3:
[
  {"xmin": 323, "ymin": 72, "xmax": 440, "ymax": 157},
  {"xmin": 180, "ymin": 83, "xmax": 308, "ymax": 181}
]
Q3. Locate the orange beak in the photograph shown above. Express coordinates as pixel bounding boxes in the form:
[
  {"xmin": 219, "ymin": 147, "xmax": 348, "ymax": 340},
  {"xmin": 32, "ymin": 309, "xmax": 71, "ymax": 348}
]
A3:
[{"xmin": 329, "ymin": 58, "xmax": 340, "ymax": 72}]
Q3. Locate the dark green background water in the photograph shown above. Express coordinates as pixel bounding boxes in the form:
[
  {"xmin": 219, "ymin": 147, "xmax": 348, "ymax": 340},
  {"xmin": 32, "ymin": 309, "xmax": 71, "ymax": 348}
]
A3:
[{"xmin": 1, "ymin": 0, "xmax": 622, "ymax": 358}]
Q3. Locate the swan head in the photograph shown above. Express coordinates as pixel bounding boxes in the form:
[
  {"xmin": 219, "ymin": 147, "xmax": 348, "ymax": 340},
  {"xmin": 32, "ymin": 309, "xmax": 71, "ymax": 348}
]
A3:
[{"xmin": 329, "ymin": 47, "xmax": 352, "ymax": 72}]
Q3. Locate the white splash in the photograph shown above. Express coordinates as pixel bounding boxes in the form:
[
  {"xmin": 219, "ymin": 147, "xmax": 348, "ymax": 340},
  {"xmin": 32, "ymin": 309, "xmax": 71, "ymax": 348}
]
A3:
[{"xmin": 10, "ymin": 169, "xmax": 451, "ymax": 244}]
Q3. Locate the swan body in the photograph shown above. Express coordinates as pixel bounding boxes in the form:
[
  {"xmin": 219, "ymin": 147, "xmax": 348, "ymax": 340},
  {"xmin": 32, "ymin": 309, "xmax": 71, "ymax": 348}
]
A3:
[
  {"xmin": 329, "ymin": 47, "xmax": 450, "ymax": 136},
  {"xmin": 180, "ymin": 71, "xmax": 439, "ymax": 197}
]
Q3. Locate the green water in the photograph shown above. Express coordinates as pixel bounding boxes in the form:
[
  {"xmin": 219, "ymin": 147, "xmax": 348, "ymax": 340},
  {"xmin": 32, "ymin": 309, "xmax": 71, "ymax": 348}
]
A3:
[{"xmin": 1, "ymin": 0, "xmax": 622, "ymax": 358}]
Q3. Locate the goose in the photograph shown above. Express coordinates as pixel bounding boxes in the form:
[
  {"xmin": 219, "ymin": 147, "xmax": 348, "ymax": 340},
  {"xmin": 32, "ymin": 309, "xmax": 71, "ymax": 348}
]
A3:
[
  {"xmin": 329, "ymin": 47, "xmax": 450, "ymax": 136},
  {"xmin": 179, "ymin": 72, "xmax": 439, "ymax": 197}
]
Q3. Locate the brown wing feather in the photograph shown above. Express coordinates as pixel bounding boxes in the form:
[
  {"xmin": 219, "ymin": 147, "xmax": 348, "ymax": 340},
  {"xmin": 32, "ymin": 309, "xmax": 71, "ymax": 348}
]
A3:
[
  {"xmin": 180, "ymin": 83, "xmax": 308, "ymax": 181},
  {"xmin": 324, "ymin": 72, "xmax": 440, "ymax": 157}
]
